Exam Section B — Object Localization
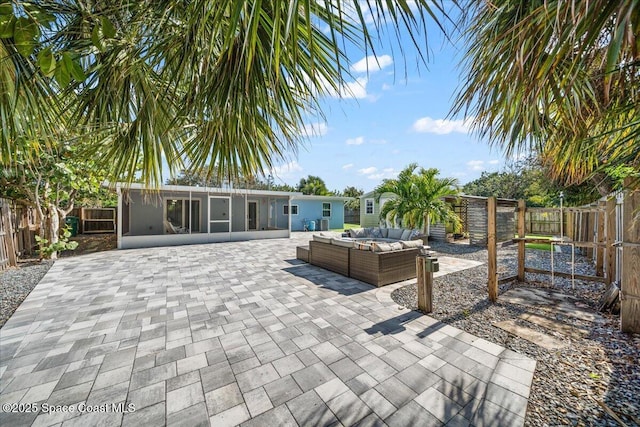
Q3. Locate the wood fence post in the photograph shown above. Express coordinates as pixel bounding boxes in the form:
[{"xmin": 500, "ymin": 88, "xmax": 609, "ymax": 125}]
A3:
[
  {"xmin": 517, "ymin": 200, "xmax": 526, "ymax": 282},
  {"xmin": 1, "ymin": 204, "xmax": 17, "ymax": 267},
  {"xmin": 606, "ymin": 197, "xmax": 616, "ymax": 285},
  {"xmin": 566, "ymin": 210, "xmax": 574, "ymax": 240},
  {"xmin": 621, "ymin": 182, "xmax": 640, "ymax": 333},
  {"xmin": 416, "ymin": 255, "xmax": 433, "ymax": 313},
  {"xmin": 596, "ymin": 202, "xmax": 605, "ymax": 277},
  {"xmin": 488, "ymin": 197, "xmax": 498, "ymax": 302}
]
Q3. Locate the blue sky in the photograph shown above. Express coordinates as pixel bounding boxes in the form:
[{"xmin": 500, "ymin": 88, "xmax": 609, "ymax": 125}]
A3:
[{"xmin": 268, "ymin": 8, "xmax": 506, "ymax": 194}]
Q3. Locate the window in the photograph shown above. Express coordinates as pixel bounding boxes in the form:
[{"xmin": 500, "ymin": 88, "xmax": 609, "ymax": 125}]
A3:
[
  {"xmin": 165, "ymin": 199, "xmax": 200, "ymax": 233},
  {"xmin": 365, "ymin": 199, "xmax": 374, "ymax": 215},
  {"xmin": 283, "ymin": 205, "xmax": 298, "ymax": 215},
  {"xmin": 322, "ymin": 202, "xmax": 331, "ymax": 217}
]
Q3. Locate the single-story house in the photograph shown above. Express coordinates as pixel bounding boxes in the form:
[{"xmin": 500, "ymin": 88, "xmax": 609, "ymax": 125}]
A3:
[
  {"xmin": 359, "ymin": 191, "xmax": 398, "ymax": 228},
  {"xmin": 114, "ymin": 183, "xmax": 303, "ymax": 249},
  {"xmin": 288, "ymin": 195, "xmax": 353, "ymax": 231},
  {"xmin": 112, "ymin": 183, "xmax": 353, "ymax": 249}
]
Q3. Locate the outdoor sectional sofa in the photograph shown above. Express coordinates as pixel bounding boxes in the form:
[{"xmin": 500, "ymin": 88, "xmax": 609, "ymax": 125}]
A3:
[{"xmin": 305, "ymin": 227, "xmax": 426, "ymax": 287}]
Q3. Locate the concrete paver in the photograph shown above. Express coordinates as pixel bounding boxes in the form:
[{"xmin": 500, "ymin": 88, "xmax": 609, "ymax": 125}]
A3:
[{"xmin": 0, "ymin": 234, "xmax": 535, "ymax": 426}]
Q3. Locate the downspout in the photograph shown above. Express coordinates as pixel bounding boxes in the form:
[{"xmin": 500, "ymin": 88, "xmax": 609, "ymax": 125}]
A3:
[
  {"xmin": 117, "ymin": 185, "xmax": 122, "ymax": 249},
  {"xmin": 288, "ymin": 196, "xmax": 292, "ymax": 237}
]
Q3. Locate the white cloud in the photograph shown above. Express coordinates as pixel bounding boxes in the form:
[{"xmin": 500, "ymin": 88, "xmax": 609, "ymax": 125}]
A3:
[
  {"xmin": 346, "ymin": 136, "xmax": 365, "ymax": 145},
  {"xmin": 342, "ymin": 163, "xmax": 354, "ymax": 170},
  {"xmin": 412, "ymin": 117, "xmax": 473, "ymax": 135},
  {"xmin": 358, "ymin": 166, "xmax": 378, "ymax": 175},
  {"xmin": 300, "ymin": 122, "xmax": 328, "ymax": 137},
  {"xmin": 351, "ymin": 54, "xmax": 393, "ymax": 73},
  {"xmin": 466, "ymin": 160, "xmax": 485, "ymax": 171},
  {"xmin": 271, "ymin": 161, "xmax": 303, "ymax": 179},
  {"xmin": 488, "ymin": 159, "xmax": 500, "ymax": 165},
  {"xmin": 338, "ymin": 77, "xmax": 368, "ymax": 99},
  {"xmin": 382, "ymin": 83, "xmax": 392, "ymax": 91},
  {"xmin": 367, "ymin": 168, "xmax": 397, "ymax": 180}
]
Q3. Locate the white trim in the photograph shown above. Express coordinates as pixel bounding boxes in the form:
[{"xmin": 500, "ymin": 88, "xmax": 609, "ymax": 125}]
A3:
[
  {"xmin": 117, "ymin": 187, "xmax": 122, "ymax": 249},
  {"xmin": 322, "ymin": 202, "xmax": 331, "ymax": 218},
  {"xmin": 164, "ymin": 196, "xmax": 201, "ymax": 233},
  {"xmin": 283, "ymin": 204, "xmax": 299, "ymax": 215},
  {"xmin": 119, "ymin": 229, "xmax": 289, "ymax": 249},
  {"xmin": 112, "ymin": 182, "xmax": 301, "ymax": 197},
  {"xmin": 365, "ymin": 198, "xmax": 374, "ymax": 215},
  {"xmin": 208, "ymin": 196, "xmax": 230, "ymax": 233}
]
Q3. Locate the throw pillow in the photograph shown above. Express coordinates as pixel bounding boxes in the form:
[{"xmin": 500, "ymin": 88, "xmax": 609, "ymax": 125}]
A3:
[
  {"xmin": 400, "ymin": 229, "xmax": 412, "ymax": 241},
  {"xmin": 380, "ymin": 228, "xmax": 389, "ymax": 238},
  {"xmin": 372, "ymin": 243, "xmax": 392, "ymax": 252},
  {"xmin": 409, "ymin": 229, "xmax": 421, "ymax": 240},
  {"xmin": 349, "ymin": 228, "xmax": 366, "ymax": 238},
  {"xmin": 389, "ymin": 242, "xmax": 403, "ymax": 251},
  {"xmin": 387, "ymin": 228, "xmax": 403, "ymax": 240},
  {"xmin": 371, "ymin": 228, "xmax": 383, "ymax": 238},
  {"xmin": 400, "ymin": 240, "xmax": 423, "ymax": 249}
]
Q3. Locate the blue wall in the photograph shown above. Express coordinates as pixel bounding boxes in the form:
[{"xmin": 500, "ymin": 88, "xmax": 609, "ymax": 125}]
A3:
[{"xmin": 287, "ymin": 199, "xmax": 345, "ymax": 231}]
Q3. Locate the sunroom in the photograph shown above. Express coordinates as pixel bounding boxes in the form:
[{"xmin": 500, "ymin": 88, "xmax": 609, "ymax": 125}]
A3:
[{"xmin": 114, "ymin": 183, "xmax": 299, "ymax": 249}]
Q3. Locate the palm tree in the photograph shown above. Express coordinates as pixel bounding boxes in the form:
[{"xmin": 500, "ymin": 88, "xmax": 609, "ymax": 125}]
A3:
[
  {"xmin": 1, "ymin": 1, "xmax": 454, "ymax": 184},
  {"xmin": 373, "ymin": 163, "xmax": 460, "ymax": 236},
  {"xmin": 452, "ymin": 1, "xmax": 640, "ymax": 192}
]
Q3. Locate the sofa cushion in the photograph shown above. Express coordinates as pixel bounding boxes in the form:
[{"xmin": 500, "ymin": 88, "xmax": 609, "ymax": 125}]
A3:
[
  {"xmin": 380, "ymin": 228, "xmax": 389, "ymax": 238},
  {"xmin": 331, "ymin": 238, "xmax": 355, "ymax": 248},
  {"xmin": 387, "ymin": 228, "xmax": 404, "ymax": 240},
  {"xmin": 349, "ymin": 228, "xmax": 366, "ymax": 238},
  {"xmin": 400, "ymin": 229, "xmax": 412, "ymax": 241},
  {"xmin": 313, "ymin": 235, "xmax": 332, "ymax": 244},
  {"xmin": 372, "ymin": 242, "xmax": 393, "ymax": 252},
  {"xmin": 371, "ymin": 227, "xmax": 383, "ymax": 238},
  {"xmin": 319, "ymin": 231, "xmax": 342, "ymax": 239},
  {"xmin": 400, "ymin": 240, "xmax": 423, "ymax": 249},
  {"xmin": 409, "ymin": 229, "xmax": 421, "ymax": 240},
  {"xmin": 389, "ymin": 242, "xmax": 403, "ymax": 251}
]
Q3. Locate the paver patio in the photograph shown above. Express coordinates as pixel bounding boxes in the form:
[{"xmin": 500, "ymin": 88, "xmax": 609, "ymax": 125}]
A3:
[{"xmin": 0, "ymin": 234, "xmax": 536, "ymax": 426}]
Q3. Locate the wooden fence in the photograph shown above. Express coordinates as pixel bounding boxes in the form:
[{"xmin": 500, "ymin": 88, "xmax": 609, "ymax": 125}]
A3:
[
  {"xmin": 0, "ymin": 199, "xmax": 40, "ymax": 270},
  {"xmin": 488, "ymin": 182, "xmax": 640, "ymax": 333}
]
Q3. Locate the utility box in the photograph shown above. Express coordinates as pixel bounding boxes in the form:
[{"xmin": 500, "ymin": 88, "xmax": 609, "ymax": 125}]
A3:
[{"xmin": 65, "ymin": 216, "xmax": 79, "ymax": 237}]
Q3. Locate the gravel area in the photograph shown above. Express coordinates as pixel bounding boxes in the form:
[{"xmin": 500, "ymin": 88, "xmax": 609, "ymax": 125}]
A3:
[
  {"xmin": 0, "ymin": 260, "xmax": 53, "ymax": 328},
  {"xmin": 392, "ymin": 241, "xmax": 640, "ymax": 426}
]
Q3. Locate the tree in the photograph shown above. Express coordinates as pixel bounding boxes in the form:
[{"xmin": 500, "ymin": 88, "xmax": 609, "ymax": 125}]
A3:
[
  {"xmin": 1, "ymin": 1, "xmax": 453, "ymax": 184},
  {"xmin": 0, "ymin": 144, "xmax": 109, "ymax": 259},
  {"xmin": 453, "ymin": 1, "xmax": 640, "ymax": 193},
  {"xmin": 296, "ymin": 176, "xmax": 330, "ymax": 195},
  {"xmin": 373, "ymin": 164, "xmax": 460, "ymax": 235},
  {"xmin": 342, "ymin": 186, "xmax": 364, "ymax": 210}
]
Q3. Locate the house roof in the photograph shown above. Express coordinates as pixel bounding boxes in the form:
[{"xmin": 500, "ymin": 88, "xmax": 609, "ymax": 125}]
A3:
[
  {"xmin": 359, "ymin": 191, "xmax": 517, "ymax": 203},
  {"xmin": 108, "ymin": 182, "xmax": 302, "ymax": 197},
  {"xmin": 291, "ymin": 195, "xmax": 354, "ymax": 202}
]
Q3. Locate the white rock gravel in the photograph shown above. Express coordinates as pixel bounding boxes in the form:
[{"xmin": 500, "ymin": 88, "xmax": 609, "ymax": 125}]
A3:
[
  {"xmin": 391, "ymin": 241, "xmax": 640, "ymax": 426},
  {"xmin": 0, "ymin": 260, "xmax": 53, "ymax": 328}
]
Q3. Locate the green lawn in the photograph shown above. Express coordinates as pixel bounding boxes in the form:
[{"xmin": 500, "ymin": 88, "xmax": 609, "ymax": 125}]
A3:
[
  {"xmin": 331, "ymin": 223, "xmax": 360, "ymax": 232},
  {"xmin": 523, "ymin": 234, "xmax": 553, "ymax": 251}
]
